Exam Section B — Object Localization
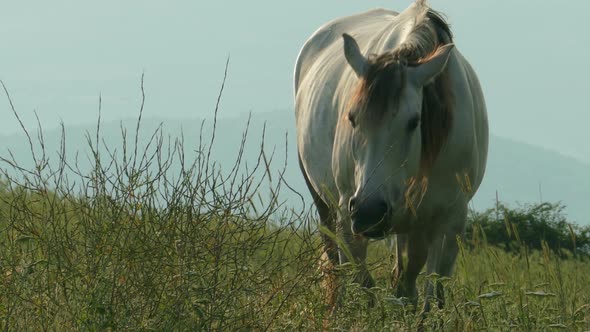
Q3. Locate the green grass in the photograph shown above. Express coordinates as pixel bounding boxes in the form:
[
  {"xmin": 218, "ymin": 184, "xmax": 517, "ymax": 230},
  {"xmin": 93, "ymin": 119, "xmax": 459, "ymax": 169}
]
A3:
[
  {"xmin": 1, "ymin": 185, "xmax": 589, "ymax": 331},
  {"xmin": 1, "ymin": 78, "xmax": 589, "ymax": 331},
  {"xmin": 1, "ymin": 156, "xmax": 589, "ymax": 331}
]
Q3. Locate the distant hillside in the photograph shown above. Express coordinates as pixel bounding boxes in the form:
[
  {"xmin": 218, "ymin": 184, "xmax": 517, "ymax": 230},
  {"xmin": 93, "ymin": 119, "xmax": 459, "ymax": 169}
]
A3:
[
  {"xmin": 473, "ymin": 134, "xmax": 590, "ymax": 225},
  {"xmin": 1, "ymin": 110, "xmax": 588, "ymax": 225}
]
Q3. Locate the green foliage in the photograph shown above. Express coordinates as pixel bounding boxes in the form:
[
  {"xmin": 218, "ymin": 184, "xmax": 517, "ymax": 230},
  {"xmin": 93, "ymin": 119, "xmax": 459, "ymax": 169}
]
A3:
[
  {"xmin": 3, "ymin": 175, "xmax": 590, "ymax": 331},
  {"xmin": 466, "ymin": 202, "xmax": 590, "ymax": 257}
]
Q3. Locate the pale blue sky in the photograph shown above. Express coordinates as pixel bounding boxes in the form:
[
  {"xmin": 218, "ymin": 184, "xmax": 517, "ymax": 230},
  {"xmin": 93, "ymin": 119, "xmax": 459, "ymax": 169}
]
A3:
[{"xmin": 1, "ymin": 0, "xmax": 589, "ymax": 163}]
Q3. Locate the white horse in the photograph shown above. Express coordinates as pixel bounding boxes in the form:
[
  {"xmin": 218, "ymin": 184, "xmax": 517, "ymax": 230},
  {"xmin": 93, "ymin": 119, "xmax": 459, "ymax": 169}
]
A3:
[{"xmin": 294, "ymin": 0, "xmax": 488, "ymax": 313}]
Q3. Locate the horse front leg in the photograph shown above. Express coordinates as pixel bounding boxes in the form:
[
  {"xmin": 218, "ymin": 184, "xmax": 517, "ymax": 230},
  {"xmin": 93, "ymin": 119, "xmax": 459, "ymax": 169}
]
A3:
[
  {"xmin": 297, "ymin": 156, "xmax": 341, "ymax": 315},
  {"xmin": 312, "ymin": 197, "xmax": 342, "ymax": 327},
  {"xmin": 338, "ymin": 210, "xmax": 374, "ymax": 289},
  {"xmin": 433, "ymin": 223, "xmax": 464, "ymax": 310},
  {"xmin": 421, "ymin": 206, "xmax": 467, "ymax": 314},
  {"xmin": 421, "ymin": 235, "xmax": 443, "ymax": 314},
  {"xmin": 318, "ymin": 196, "xmax": 375, "ymax": 323},
  {"xmin": 391, "ymin": 234, "xmax": 407, "ymax": 289},
  {"xmin": 395, "ymin": 230, "xmax": 428, "ymax": 308},
  {"xmin": 416, "ymin": 225, "xmax": 463, "ymax": 332}
]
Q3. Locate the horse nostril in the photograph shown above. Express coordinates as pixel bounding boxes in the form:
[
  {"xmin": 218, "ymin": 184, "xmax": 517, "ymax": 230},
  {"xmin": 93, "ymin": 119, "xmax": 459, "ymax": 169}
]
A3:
[
  {"xmin": 350, "ymin": 198, "xmax": 390, "ymax": 237},
  {"xmin": 349, "ymin": 196, "xmax": 358, "ymax": 212}
]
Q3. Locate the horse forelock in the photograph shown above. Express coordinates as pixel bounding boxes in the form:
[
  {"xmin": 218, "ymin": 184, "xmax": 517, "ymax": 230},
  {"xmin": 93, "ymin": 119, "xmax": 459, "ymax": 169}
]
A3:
[
  {"xmin": 348, "ymin": 7, "xmax": 455, "ymax": 176},
  {"xmin": 348, "ymin": 55, "xmax": 406, "ymax": 122}
]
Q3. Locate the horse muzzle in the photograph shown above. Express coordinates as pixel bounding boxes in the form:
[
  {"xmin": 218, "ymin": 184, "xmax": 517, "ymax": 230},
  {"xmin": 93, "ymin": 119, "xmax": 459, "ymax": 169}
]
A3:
[{"xmin": 349, "ymin": 197, "xmax": 390, "ymax": 239}]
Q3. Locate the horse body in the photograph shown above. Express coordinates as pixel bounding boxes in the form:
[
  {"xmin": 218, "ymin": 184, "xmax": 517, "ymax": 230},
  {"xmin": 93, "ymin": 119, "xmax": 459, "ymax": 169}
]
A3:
[{"xmin": 294, "ymin": 1, "xmax": 488, "ymax": 311}]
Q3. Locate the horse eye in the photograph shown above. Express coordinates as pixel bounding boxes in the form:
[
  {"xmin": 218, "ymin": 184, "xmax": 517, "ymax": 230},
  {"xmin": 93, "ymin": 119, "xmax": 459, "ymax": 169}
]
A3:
[
  {"xmin": 407, "ymin": 115, "xmax": 420, "ymax": 131},
  {"xmin": 348, "ymin": 113, "xmax": 357, "ymax": 128}
]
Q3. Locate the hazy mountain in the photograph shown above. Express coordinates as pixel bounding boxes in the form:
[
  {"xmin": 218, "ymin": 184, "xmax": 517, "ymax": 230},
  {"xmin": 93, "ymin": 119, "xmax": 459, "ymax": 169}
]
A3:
[{"xmin": 1, "ymin": 110, "xmax": 588, "ymax": 225}]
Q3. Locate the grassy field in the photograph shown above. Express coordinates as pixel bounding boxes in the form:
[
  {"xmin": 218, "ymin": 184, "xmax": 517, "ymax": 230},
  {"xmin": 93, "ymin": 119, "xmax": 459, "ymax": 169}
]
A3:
[
  {"xmin": 1, "ymin": 144, "xmax": 589, "ymax": 331},
  {"xmin": 1, "ymin": 180, "xmax": 589, "ymax": 331},
  {"xmin": 1, "ymin": 83, "xmax": 589, "ymax": 331}
]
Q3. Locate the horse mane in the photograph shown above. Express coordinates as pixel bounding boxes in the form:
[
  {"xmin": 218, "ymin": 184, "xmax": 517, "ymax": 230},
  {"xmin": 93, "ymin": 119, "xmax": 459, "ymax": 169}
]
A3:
[{"xmin": 349, "ymin": 3, "xmax": 454, "ymax": 175}]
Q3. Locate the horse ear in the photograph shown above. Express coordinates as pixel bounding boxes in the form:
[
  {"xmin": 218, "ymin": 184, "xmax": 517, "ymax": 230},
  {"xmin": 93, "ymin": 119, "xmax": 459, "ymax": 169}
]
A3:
[
  {"xmin": 408, "ymin": 43, "xmax": 454, "ymax": 86},
  {"xmin": 343, "ymin": 33, "xmax": 368, "ymax": 77}
]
